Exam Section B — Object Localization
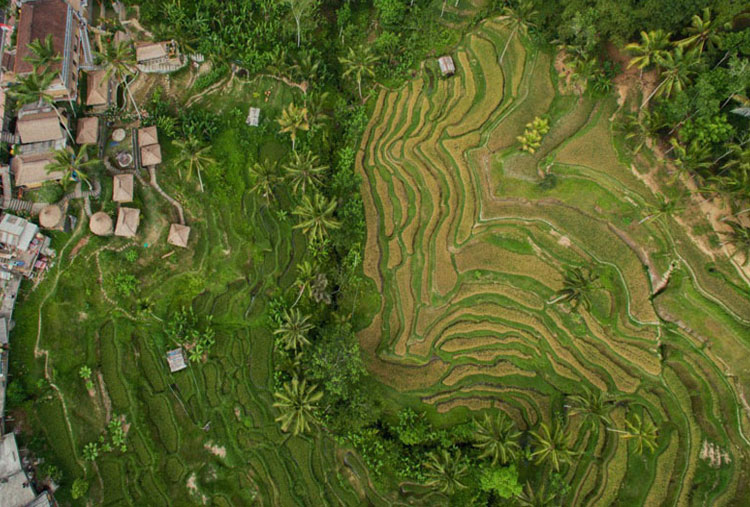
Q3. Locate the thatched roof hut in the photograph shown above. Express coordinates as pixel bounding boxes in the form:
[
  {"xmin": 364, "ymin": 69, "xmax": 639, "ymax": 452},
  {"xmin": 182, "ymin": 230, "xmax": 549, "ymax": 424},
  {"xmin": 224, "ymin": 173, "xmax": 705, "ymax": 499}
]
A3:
[
  {"xmin": 114, "ymin": 207, "xmax": 140, "ymax": 237},
  {"xmin": 138, "ymin": 126, "xmax": 158, "ymax": 147},
  {"xmin": 112, "ymin": 174, "xmax": 134, "ymax": 203},
  {"xmin": 76, "ymin": 116, "xmax": 99, "ymax": 145},
  {"xmin": 167, "ymin": 224, "xmax": 190, "ymax": 248},
  {"xmin": 86, "ymin": 70, "xmax": 109, "ymax": 106},
  {"xmin": 140, "ymin": 144, "xmax": 162, "ymax": 166},
  {"xmin": 89, "ymin": 211, "xmax": 113, "ymax": 236},
  {"xmin": 38, "ymin": 204, "xmax": 63, "ymax": 230}
]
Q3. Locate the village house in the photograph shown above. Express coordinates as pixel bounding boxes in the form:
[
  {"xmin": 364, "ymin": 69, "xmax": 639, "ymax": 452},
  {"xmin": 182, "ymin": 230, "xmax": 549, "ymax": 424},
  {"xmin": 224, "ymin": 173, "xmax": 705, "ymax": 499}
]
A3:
[
  {"xmin": 15, "ymin": 104, "xmax": 67, "ymax": 154},
  {"xmin": 85, "ymin": 70, "xmax": 111, "ymax": 110},
  {"xmin": 89, "ymin": 211, "xmax": 112, "ymax": 236},
  {"xmin": 75, "ymin": 116, "xmax": 98, "ymax": 145},
  {"xmin": 167, "ymin": 223, "xmax": 190, "ymax": 248},
  {"xmin": 0, "ymin": 213, "xmax": 54, "ymax": 279},
  {"xmin": 166, "ymin": 348, "xmax": 187, "ymax": 373},
  {"xmin": 138, "ymin": 125, "xmax": 162, "ymax": 167},
  {"xmin": 135, "ymin": 40, "xmax": 184, "ymax": 73},
  {"xmin": 10, "ymin": 0, "xmax": 83, "ymax": 101}
]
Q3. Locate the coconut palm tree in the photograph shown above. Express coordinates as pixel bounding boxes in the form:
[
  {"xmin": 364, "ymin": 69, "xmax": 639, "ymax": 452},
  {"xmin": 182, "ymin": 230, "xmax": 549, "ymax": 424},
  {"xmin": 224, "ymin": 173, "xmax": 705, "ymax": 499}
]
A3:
[
  {"xmin": 277, "ymin": 103, "xmax": 310, "ymax": 151},
  {"xmin": 172, "ymin": 136, "xmax": 215, "ymax": 192},
  {"xmin": 45, "ymin": 145, "xmax": 99, "ymax": 191},
  {"xmin": 339, "ymin": 45, "xmax": 379, "ymax": 100},
  {"xmin": 273, "ymin": 308, "xmax": 313, "ymax": 351},
  {"xmin": 516, "ymin": 481, "xmax": 557, "ymax": 507},
  {"xmin": 620, "ymin": 412, "xmax": 659, "ymax": 455},
  {"xmin": 551, "ymin": 266, "xmax": 599, "ymax": 311},
  {"xmin": 722, "ymin": 221, "xmax": 750, "ymax": 266},
  {"xmin": 96, "ymin": 40, "xmax": 141, "ymax": 118},
  {"xmin": 618, "ymin": 110, "xmax": 659, "ymax": 154},
  {"xmin": 283, "ymin": 150, "xmax": 328, "ymax": 195},
  {"xmin": 292, "ymin": 260, "xmax": 316, "ymax": 306},
  {"xmin": 272, "ymin": 376, "xmax": 322, "ymax": 436},
  {"xmin": 567, "ymin": 387, "xmax": 616, "ymax": 429},
  {"xmin": 498, "ymin": 0, "xmax": 537, "ymax": 65},
  {"xmin": 292, "ymin": 193, "xmax": 340, "ymax": 241},
  {"xmin": 423, "ymin": 448, "xmax": 469, "ymax": 496},
  {"xmin": 10, "ymin": 67, "xmax": 74, "ymax": 141},
  {"xmin": 676, "ymin": 8, "xmax": 722, "ymax": 55},
  {"xmin": 643, "ymin": 47, "xmax": 701, "ymax": 106},
  {"xmin": 248, "ymin": 160, "xmax": 279, "ymax": 204},
  {"xmin": 625, "ymin": 30, "xmax": 671, "ymax": 75},
  {"xmin": 530, "ymin": 421, "xmax": 577, "ymax": 472},
  {"xmin": 24, "ymin": 34, "xmax": 62, "ymax": 69},
  {"xmin": 639, "ymin": 195, "xmax": 685, "ymax": 224},
  {"xmin": 473, "ymin": 412, "xmax": 522, "ymax": 465}
]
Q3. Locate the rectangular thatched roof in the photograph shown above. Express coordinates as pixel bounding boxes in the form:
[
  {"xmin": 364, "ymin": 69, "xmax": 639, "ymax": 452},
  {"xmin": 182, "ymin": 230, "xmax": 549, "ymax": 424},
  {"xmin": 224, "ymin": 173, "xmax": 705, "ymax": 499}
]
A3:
[
  {"xmin": 135, "ymin": 42, "xmax": 168, "ymax": 63},
  {"xmin": 112, "ymin": 173, "xmax": 134, "ymax": 203},
  {"xmin": 138, "ymin": 125, "xmax": 158, "ymax": 147},
  {"xmin": 76, "ymin": 116, "xmax": 98, "ymax": 145},
  {"xmin": 11, "ymin": 152, "xmax": 62, "ymax": 188},
  {"xmin": 140, "ymin": 143, "xmax": 162, "ymax": 166},
  {"xmin": 17, "ymin": 111, "xmax": 64, "ymax": 144},
  {"xmin": 167, "ymin": 223, "xmax": 190, "ymax": 248},
  {"xmin": 86, "ymin": 70, "xmax": 109, "ymax": 106},
  {"xmin": 114, "ymin": 207, "xmax": 140, "ymax": 237}
]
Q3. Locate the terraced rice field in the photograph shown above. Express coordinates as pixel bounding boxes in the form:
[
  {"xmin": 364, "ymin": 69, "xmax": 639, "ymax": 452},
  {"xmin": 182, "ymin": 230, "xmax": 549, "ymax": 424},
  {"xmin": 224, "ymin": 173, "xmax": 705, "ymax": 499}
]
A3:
[{"xmin": 357, "ymin": 18, "xmax": 750, "ymax": 503}]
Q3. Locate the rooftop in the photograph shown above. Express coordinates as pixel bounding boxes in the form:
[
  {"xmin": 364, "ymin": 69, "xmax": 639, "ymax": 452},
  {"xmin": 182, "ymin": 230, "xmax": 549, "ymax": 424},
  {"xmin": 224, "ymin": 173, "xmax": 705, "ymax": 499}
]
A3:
[
  {"xmin": 114, "ymin": 207, "xmax": 140, "ymax": 238},
  {"xmin": 16, "ymin": 111, "xmax": 64, "ymax": 144},
  {"xmin": 166, "ymin": 348, "xmax": 187, "ymax": 372},
  {"xmin": 167, "ymin": 224, "xmax": 190, "ymax": 248},
  {"xmin": 0, "ymin": 433, "xmax": 36, "ymax": 507},
  {"xmin": 112, "ymin": 173, "xmax": 134, "ymax": 203},
  {"xmin": 135, "ymin": 42, "xmax": 168, "ymax": 63},
  {"xmin": 76, "ymin": 116, "xmax": 98, "ymax": 145},
  {"xmin": 11, "ymin": 152, "xmax": 62, "ymax": 188},
  {"xmin": 14, "ymin": 0, "xmax": 70, "ymax": 76},
  {"xmin": 438, "ymin": 55, "xmax": 455, "ymax": 76},
  {"xmin": 0, "ymin": 213, "xmax": 39, "ymax": 251},
  {"xmin": 38, "ymin": 204, "xmax": 63, "ymax": 229},
  {"xmin": 86, "ymin": 70, "xmax": 109, "ymax": 106},
  {"xmin": 138, "ymin": 126, "xmax": 158, "ymax": 147},
  {"xmin": 89, "ymin": 211, "xmax": 113, "ymax": 236},
  {"xmin": 140, "ymin": 144, "xmax": 162, "ymax": 166}
]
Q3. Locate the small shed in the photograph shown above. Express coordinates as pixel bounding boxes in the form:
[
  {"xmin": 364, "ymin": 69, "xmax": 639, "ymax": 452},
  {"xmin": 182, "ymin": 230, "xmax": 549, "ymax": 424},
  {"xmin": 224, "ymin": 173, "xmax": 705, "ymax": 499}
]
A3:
[
  {"xmin": 89, "ymin": 211, "xmax": 113, "ymax": 236},
  {"xmin": 112, "ymin": 174, "xmax": 134, "ymax": 203},
  {"xmin": 246, "ymin": 107, "xmax": 260, "ymax": 127},
  {"xmin": 438, "ymin": 56, "xmax": 455, "ymax": 76},
  {"xmin": 76, "ymin": 117, "xmax": 99, "ymax": 145},
  {"xmin": 141, "ymin": 144, "xmax": 162, "ymax": 166},
  {"xmin": 167, "ymin": 223, "xmax": 190, "ymax": 248},
  {"xmin": 166, "ymin": 348, "xmax": 187, "ymax": 372},
  {"xmin": 114, "ymin": 207, "xmax": 140, "ymax": 238},
  {"xmin": 138, "ymin": 126, "xmax": 159, "ymax": 147},
  {"xmin": 38, "ymin": 204, "xmax": 64, "ymax": 230}
]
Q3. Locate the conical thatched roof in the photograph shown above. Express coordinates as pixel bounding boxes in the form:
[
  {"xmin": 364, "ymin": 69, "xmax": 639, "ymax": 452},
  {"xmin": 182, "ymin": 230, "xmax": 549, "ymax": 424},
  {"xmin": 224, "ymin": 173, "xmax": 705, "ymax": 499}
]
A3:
[
  {"xmin": 39, "ymin": 204, "xmax": 63, "ymax": 229},
  {"xmin": 89, "ymin": 211, "xmax": 113, "ymax": 236}
]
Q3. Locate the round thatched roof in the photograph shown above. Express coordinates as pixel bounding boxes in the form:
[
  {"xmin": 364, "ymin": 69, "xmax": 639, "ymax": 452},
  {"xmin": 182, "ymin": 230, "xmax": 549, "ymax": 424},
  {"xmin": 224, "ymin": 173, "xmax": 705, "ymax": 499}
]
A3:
[
  {"xmin": 39, "ymin": 204, "xmax": 63, "ymax": 229},
  {"xmin": 90, "ymin": 211, "xmax": 113, "ymax": 236}
]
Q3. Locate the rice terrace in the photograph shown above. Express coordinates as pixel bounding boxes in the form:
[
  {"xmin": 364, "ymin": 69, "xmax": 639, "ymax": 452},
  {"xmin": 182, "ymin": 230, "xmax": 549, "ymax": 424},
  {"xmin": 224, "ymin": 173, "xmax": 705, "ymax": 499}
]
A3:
[{"xmin": 1, "ymin": 0, "xmax": 750, "ymax": 506}]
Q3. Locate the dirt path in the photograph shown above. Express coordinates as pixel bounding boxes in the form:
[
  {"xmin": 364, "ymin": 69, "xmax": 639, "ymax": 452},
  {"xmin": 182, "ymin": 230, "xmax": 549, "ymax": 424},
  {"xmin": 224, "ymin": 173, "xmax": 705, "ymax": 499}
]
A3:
[{"xmin": 148, "ymin": 166, "xmax": 185, "ymax": 224}]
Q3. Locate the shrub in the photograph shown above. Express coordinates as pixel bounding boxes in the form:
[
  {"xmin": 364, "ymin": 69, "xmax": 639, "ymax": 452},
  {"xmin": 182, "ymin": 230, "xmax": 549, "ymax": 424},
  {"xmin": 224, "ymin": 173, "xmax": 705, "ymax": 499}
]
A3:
[{"xmin": 71, "ymin": 478, "xmax": 89, "ymax": 499}]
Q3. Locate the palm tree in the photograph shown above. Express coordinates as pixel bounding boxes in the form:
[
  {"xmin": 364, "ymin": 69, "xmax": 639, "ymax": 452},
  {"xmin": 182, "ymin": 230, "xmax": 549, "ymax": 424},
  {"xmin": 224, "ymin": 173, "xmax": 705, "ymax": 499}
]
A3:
[
  {"xmin": 273, "ymin": 308, "xmax": 313, "ymax": 351},
  {"xmin": 620, "ymin": 412, "xmax": 658, "ymax": 455},
  {"xmin": 643, "ymin": 47, "xmax": 701, "ymax": 106},
  {"xmin": 277, "ymin": 103, "xmax": 310, "ymax": 151},
  {"xmin": 567, "ymin": 387, "xmax": 616, "ymax": 429},
  {"xmin": 625, "ymin": 30, "xmax": 671, "ymax": 75},
  {"xmin": 172, "ymin": 136, "xmax": 215, "ymax": 192},
  {"xmin": 272, "ymin": 376, "xmax": 322, "ymax": 436},
  {"xmin": 473, "ymin": 412, "xmax": 521, "ymax": 465},
  {"xmin": 722, "ymin": 221, "xmax": 750, "ymax": 266},
  {"xmin": 423, "ymin": 448, "xmax": 469, "ymax": 496},
  {"xmin": 248, "ymin": 160, "xmax": 279, "ymax": 204},
  {"xmin": 339, "ymin": 45, "xmax": 379, "ymax": 100},
  {"xmin": 550, "ymin": 266, "xmax": 599, "ymax": 311},
  {"xmin": 498, "ymin": 0, "xmax": 537, "ymax": 65},
  {"xmin": 639, "ymin": 195, "xmax": 685, "ymax": 224},
  {"xmin": 676, "ymin": 8, "xmax": 722, "ymax": 55},
  {"xmin": 45, "ymin": 145, "xmax": 99, "ymax": 191},
  {"xmin": 283, "ymin": 150, "xmax": 328, "ymax": 195},
  {"xmin": 96, "ymin": 40, "xmax": 141, "ymax": 118},
  {"xmin": 25, "ymin": 34, "xmax": 61, "ymax": 69},
  {"xmin": 292, "ymin": 193, "xmax": 340, "ymax": 241},
  {"xmin": 516, "ymin": 481, "xmax": 557, "ymax": 507},
  {"xmin": 530, "ymin": 421, "xmax": 577, "ymax": 472},
  {"xmin": 10, "ymin": 67, "xmax": 74, "ymax": 141},
  {"xmin": 618, "ymin": 110, "xmax": 658, "ymax": 154}
]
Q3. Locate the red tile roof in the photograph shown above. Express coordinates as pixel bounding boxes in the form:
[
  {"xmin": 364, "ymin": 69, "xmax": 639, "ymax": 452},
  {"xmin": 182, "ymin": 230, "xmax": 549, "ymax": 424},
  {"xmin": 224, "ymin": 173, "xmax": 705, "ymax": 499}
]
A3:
[{"xmin": 14, "ymin": 0, "xmax": 69, "ymax": 76}]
